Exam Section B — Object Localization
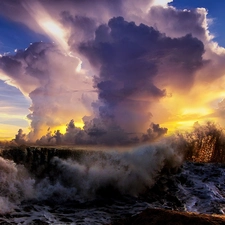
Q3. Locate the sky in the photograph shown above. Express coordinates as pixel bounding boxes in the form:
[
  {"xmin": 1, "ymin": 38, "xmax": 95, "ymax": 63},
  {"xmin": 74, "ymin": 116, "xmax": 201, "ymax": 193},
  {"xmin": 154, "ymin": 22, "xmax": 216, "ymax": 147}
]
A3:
[
  {"xmin": 170, "ymin": 0, "xmax": 225, "ymax": 46},
  {"xmin": 0, "ymin": 0, "xmax": 225, "ymax": 145}
]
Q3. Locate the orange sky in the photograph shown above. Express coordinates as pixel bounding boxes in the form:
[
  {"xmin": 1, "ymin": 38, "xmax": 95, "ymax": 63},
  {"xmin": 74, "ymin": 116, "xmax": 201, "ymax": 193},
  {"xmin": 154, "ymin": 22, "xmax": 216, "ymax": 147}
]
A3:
[{"xmin": 1, "ymin": 0, "xmax": 225, "ymax": 142}]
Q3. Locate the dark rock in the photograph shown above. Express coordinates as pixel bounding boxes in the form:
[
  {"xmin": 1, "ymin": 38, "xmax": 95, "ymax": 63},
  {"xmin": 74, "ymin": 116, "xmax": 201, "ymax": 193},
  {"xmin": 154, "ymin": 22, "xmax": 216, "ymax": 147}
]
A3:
[{"xmin": 112, "ymin": 208, "xmax": 225, "ymax": 225}]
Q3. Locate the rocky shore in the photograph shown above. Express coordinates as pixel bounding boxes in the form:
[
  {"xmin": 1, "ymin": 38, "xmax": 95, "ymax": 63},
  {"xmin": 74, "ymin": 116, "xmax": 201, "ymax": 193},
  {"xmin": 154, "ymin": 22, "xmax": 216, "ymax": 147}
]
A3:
[{"xmin": 112, "ymin": 208, "xmax": 225, "ymax": 225}]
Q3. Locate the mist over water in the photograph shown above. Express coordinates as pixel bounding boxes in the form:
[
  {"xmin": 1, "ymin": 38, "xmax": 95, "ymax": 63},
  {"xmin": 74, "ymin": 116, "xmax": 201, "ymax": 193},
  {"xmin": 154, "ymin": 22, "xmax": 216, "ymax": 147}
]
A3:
[
  {"xmin": 1, "ymin": 0, "xmax": 225, "ymax": 224},
  {"xmin": 0, "ymin": 134, "xmax": 225, "ymax": 224},
  {"xmin": 0, "ymin": 141, "xmax": 182, "ymax": 212},
  {"xmin": 0, "ymin": 157, "xmax": 34, "ymax": 214},
  {"xmin": 1, "ymin": 122, "xmax": 225, "ymax": 223}
]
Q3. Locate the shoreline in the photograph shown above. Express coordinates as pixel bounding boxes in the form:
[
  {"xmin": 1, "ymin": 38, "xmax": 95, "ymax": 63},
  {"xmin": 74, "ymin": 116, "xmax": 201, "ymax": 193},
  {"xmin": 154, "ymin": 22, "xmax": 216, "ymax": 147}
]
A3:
[{"xmin": 112, "ymin": 208, "xmax": 225, "ymax": 225}]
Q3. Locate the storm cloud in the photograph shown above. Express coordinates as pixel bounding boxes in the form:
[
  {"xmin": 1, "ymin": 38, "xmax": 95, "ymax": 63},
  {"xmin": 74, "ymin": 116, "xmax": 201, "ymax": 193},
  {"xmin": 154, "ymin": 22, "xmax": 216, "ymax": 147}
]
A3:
[
  {"xmin": 0, "ymin": 42, "xmax": 93, "ymax": 141},
  {"xmin": 79, "ymin": 17, "xmax": 205, "ymax": 133},
  {"xmin": 0, "ymin": 0, "xmax": 225, "ymax": 145}
]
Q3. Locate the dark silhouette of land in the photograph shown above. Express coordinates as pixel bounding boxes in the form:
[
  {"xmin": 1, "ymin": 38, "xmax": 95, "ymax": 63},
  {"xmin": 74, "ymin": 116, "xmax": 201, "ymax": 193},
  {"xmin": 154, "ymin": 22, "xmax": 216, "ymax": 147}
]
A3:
[{"xmin": 112, "ymin": 208, "xmax": 225, "ymax": 225}]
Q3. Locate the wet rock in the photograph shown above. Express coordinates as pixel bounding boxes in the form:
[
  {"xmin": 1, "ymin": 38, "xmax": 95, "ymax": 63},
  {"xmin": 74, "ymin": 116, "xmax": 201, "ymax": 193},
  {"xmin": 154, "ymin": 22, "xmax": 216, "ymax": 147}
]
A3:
[
  {"xmin": 60, "ymin": 217, "xmax": 74, "ymax": 222},
  {"xmin": 112, "ymin": 208, "xmax": 225, "ymax": 225}
]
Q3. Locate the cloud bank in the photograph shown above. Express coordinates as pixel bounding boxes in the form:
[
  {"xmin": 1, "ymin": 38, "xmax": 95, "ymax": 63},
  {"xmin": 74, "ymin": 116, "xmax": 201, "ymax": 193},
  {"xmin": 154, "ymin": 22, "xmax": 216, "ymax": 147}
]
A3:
[{"xmin": 0, "ymin": 0, "xmax": 225, "ymax": 145}]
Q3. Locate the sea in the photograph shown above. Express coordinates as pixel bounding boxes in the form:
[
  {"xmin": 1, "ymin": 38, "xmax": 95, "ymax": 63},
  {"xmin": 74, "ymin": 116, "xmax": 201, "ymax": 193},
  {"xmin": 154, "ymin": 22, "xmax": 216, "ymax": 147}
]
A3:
[{"xmin": 0, "ymin": 141, "xmax": 225, "ymax": 224}]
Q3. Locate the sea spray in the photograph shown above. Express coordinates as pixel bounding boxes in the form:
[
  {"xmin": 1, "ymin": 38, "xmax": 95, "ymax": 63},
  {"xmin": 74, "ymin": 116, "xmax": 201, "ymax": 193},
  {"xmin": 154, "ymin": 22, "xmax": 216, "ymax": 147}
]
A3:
[
  {"xmin": 0, "ymin": 141, "xmax": 225, "ymax": 224},
  {"xmin": 0, "ymin": 141, "xmax": 183, "ymax": 208},
  {"xmin": 34, "ymin": 143, "xmax": 183, "ymax": 201},
  {"xmin": 0, "ymin": 157, "xmax": 35, "ymax": 213}
]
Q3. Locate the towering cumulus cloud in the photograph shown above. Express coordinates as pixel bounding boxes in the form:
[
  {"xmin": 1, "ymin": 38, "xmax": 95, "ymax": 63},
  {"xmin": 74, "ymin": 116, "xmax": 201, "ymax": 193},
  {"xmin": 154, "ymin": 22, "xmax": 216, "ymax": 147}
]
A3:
[
  {"xmin": 0, "ymin": 0, "xmax": 225, "ymax": 145},
  {"xmin": 0, "ymin": 42, "xmax": 93, "ymax": 141},
  {"xmin": 79, "ymin": 17, "xmax": 204, "ymax": 133}
]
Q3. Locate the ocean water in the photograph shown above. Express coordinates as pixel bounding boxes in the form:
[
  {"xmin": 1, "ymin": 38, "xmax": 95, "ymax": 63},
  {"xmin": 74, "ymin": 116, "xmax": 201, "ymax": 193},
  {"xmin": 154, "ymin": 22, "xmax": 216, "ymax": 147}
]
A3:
[{"xmin": 0, "ymin": 143, "xmax": 224, "ymax": 224}]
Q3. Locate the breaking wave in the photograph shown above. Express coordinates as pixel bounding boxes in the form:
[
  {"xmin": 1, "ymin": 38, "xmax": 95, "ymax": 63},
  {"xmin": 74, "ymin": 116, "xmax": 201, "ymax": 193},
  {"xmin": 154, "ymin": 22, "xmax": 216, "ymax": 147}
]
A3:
[
  {"xmin": 0, "ymin": 142, "xmax": 183, "ymax": 213},
  {"xmin": 1, "ymin": 124, "xmax": 225, "ymax": 224},
  {"xmin": 0, "ymin": 157, "xmax": 34, "ymax": 214}
]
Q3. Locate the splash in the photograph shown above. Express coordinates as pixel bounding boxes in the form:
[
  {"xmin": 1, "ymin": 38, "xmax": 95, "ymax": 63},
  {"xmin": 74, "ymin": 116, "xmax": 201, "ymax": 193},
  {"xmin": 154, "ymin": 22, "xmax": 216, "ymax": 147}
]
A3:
[
  {"xmin": 37, "ymin": 144, "xmax": 182, "ymax": 199},
  {"xmin": 0, "ymin": 157, "xmax": 34, "ymax": 213},
  {"xmin": 1, "ymin": 131, "xmax": 225, "ymax": 223},
  {"xmin": 0, "ymin": 140, "xmax": 183, "ymax": 214}
]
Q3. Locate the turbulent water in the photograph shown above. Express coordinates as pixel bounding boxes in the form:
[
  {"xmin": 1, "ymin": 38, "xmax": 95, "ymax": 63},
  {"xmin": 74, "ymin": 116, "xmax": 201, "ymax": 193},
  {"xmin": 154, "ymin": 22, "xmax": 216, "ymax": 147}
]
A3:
[{"xmin": 0, "ymin": 143, "xmax": 225, "ymax": 224}]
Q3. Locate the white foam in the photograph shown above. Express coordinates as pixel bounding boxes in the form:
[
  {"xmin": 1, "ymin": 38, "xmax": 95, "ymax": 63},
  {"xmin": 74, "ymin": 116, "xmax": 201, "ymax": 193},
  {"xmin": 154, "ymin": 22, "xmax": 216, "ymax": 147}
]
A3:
[
  {"xmin": 34, "ymin": 143, "xmax": 183, "ymax": 201},
  {"xmin": 0, "ymin": 157, "xmax": 35, "ymax": 213}
]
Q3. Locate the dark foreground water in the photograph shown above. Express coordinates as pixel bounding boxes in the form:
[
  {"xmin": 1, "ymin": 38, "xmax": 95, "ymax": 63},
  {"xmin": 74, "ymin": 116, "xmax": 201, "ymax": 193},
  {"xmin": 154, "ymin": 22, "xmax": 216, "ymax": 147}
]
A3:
[{"xmin": 0, "ymin": 144, "xmax": 225, "ymax": 224}]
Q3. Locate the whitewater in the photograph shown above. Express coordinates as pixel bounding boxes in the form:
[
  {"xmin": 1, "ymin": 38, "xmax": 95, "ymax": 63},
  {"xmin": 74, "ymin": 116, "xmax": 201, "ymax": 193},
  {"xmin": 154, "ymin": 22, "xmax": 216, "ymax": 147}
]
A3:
[{"xmin": 0, "ymin": 139, "xmax": 225, "ymax": 224}]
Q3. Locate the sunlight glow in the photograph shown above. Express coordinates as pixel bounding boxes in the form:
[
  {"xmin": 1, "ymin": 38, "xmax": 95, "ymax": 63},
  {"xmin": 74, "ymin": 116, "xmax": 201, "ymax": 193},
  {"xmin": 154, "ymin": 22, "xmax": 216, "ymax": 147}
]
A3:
[
  {"xmin": 74, "ymin": 121, "xmax": 85, "ymax": 129},
  {"xmin": 152, "ymin": 0, "xmax": 172, "ymax": 7},
  {"xmin": 42, "ymin": 21, "xmax": 65, "ymax": 38},
  {"xmin": 54, "ymin": 121, "xmax": 84, "ymax": 134},
  {"xmin": 54, "ymin": 125, "xmax": 67, "ymax": 134},
  {"xmin": 161, "ymin": 120, "xmax": 198, "ymax": 134},
  {"xmin": 152, "ymin": 81, "xmax": 223, "ymax": 134},
  {"xmin": 182, "ymin": 107, "xmax": 212, "ymax": 117},
  {"xmin": 40, "ymin": 19, "xmax": 68, "ymax": 52},
  {"xmin": 75, "ymin": 57, "xmax": 82, "ymax": 72},
  {"xmin": 22, "ymin": 1, "xmax": 69, "ymax": 53},
  {"xmin": 0, "ymin": 123, "xmax": 29, "ymax": 141}
]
